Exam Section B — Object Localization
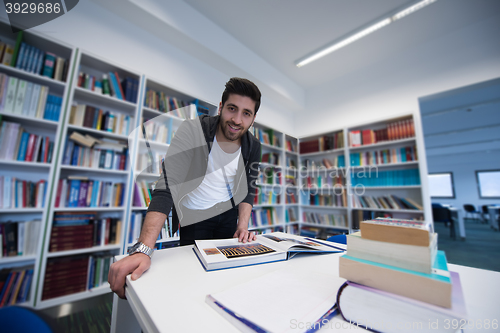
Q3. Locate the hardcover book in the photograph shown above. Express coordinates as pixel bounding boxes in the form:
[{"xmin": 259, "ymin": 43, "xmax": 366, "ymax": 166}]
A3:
[{"xmin": 193, "ymin": 232, "xmax": 345, "ymax": 271}]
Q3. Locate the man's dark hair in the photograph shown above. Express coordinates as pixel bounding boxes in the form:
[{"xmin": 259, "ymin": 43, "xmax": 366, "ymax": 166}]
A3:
[{"xmin": 221, "ymin": 77, "xmax": 261, "ymax": 114}]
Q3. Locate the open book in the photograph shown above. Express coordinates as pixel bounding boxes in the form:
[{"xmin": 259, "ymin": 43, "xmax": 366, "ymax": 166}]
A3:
[{"xmin": 193, "ymin": 232, "xmax": 345, "ymax": 271}]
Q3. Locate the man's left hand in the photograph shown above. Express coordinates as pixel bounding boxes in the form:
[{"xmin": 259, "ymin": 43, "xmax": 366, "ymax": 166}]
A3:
[{"xmin": 234, "ymin": 228, "xmax": 256, "ymax": 243}]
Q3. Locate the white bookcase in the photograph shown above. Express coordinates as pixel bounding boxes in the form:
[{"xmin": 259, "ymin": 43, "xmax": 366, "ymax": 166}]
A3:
[
  {"xmin": 35, "ymin": 50, "xmax": 141, "ymax": 308},
  {"xmin": 0, "ymin": 21, "xmax": 75, "ymax": 308}
]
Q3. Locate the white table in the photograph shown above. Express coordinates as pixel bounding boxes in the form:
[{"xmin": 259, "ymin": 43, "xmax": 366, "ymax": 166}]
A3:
[
  {"xmin": 448, "ymin": 207, "xmax": 466, "ymax": 240},
  {"xmin": 111, "ymin": 245, "xmax": 500, "ymax": 333}
]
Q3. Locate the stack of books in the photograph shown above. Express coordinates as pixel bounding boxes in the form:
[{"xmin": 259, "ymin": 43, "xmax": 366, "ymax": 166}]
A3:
[{"xmin": 338, "ymin": 218, "xmax": 466, "ymax": 332}]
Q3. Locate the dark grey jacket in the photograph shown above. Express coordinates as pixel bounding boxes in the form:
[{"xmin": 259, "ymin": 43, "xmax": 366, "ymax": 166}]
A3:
[{"xmin": 147, "ymin": 115, "xmax": 261, "ymax": 232}]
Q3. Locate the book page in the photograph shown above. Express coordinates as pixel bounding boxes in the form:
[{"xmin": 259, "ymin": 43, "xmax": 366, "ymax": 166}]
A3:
[
  {"xmin": 207, "ymin": 266, "xmax": 346, "ymax": 333},
  {"xmin": 258, "ymin": 232, "xmax": 346, "ymax": 253}
]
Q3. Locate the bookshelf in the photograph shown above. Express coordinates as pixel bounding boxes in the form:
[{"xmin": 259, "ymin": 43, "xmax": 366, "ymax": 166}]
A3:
[
  {"xmin": 126, "ymin": 76, "xmax": 218, "ymax": 251},
  {"xmin": 295, "ymin": 113, "xmax": 430, "ymax": 239},
  {"xmin": 0, "ymin": 21, "xmax": 75, "ymax": 309},
  {"xmin": 35, "ymin": 50, "xmax": 141, "ymax": 308}
]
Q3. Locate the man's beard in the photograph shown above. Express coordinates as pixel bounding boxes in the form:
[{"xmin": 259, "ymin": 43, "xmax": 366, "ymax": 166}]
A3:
[{"xmin": 220, "ymin": 119, "xmax": 246, "ymax": 142}]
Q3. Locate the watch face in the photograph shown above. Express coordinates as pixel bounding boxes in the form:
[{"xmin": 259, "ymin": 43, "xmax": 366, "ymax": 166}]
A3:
[{"xmin": 128, "ymin": 242, "xmax": 140, "ymax": 254}]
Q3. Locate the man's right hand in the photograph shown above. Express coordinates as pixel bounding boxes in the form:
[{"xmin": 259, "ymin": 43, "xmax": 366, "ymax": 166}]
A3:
[{"xmin": 108, "ymin": 253, "xmax": 151, "ymax": 299}]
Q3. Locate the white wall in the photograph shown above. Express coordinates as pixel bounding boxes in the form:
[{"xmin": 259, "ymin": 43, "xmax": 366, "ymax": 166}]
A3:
[
  {"xmin": 296, "ymin": 10, "xmax": 500, "ymax": 137},
  {"xmin": 0, "ymin": 0, "xmax": 295, "ymax": 134}
]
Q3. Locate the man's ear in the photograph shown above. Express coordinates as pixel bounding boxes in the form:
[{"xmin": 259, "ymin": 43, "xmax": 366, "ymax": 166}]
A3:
[{"xmin": 218, "ymin": 102, "xmax": 222, "ymax": 115}]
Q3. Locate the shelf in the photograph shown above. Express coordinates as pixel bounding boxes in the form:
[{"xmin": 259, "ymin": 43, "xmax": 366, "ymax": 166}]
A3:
[
  {"xmin": 0, "ymin": 111, "xmax": 59, "ymax": 130},
  {"xmin": 136, "ymin": 172, "xmax": 160, "ymax": 179},
  {"xmin": 350, "ymin": 185, "xmax": 421, "ymax": 190},
  {"xmin": 155, "ymin": 236, "xmax": 180, "ymax": 244},
  {"xmin": 299, "ymin": 222, "xmax": 349, "ymax": 230},
  {"xmin": 260, "ymin": 142, "xmax": 282, "ymax": 151},
  {"xmin": 53, "ymin": 207, "xmax": 125, "ymax": 212},
  {"xmin": 66, "ymin": 124, "xmax": 129, "ymax": 140},
  {"xmin": 301, "ymin": 205, "xmax": 348, "ymax": 210},
  {"xmin": 0, "ymin": 208, "xmax": 44, "ymax": 213},
  {"xmin": 0, "ymin": 255, "xmax": 37, "ymax": 265},
  {"xmin": 46, "ymin": 244, "xmax": 121, "ymax": 258},
  {"xmin": 38, "ymin": 284, "xmax": 112, "ymax": 309},
  {"xmin": 285, "ymin": 203, "xmax": 300, "ymax": 206},
  {"xmin": 349, "ymin": 161, "xmax": 419, "ymax": 169},
  {"xmin": 259, "ymin": 162, "xmax": 281, "ymax": 168},
  {"xmin": 349, "ymin": 137, "xmax": 416, "ymax": 151},
  {"xmin": 131, "ymin": 206, "xmax": 148, "ymax": 210},
  {"xmin": 253, "ymin": 204, "xmax": 283, "ymax": 208},
  {"xmin": 300, "ymin": 147, "xmax": 345, "ymax": 157},
  {"xmin": 0, "ymin": 159, "xmax": 52, "ymax": 169},
  {"xmin": 352, "ymin": 207, "xmax": 424, "ymax": 213},
  {"xmin": 141, "ymin": 107, "xmax": 187, "ymax": 122},
  {"xmin": 60, "ymin": 165, "xmax": 129, "ymax": 175},
  {"xmin": 0, "ymin": 64, "xmax": 66, "ymax": 93},
  {"xmin": 73, "ymin": 86, "xmax": 137, "ymax": 111},
  {"xmin": 285, "ymin": 150, "xmax": 298, "ymax": 155},
  {"xmin": 249, "ymin": 222, "xmax": 298, "ymax": 230},
  {"xmin": 256, "ymin": 183, "xmax": 282, "ymax": 187},
  {"xmin": 138, "ymin": 138, "xmax": 169, "ymax": 150},
  {"xmin": 301, "ymin": 167, "xmax": 346, "ymax": 174}
]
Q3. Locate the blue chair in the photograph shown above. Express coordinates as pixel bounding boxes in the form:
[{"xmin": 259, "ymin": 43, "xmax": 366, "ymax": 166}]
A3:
[
  {"xmin": 326, "ymin": 234, "xmax": 347, "ymax": 245},
  {"xmin": 0, "ymin": 306, "xmax": 56, "ymax": 333},
  {"xmin": 464, "ymin": 204, "xmax": 481, "ymax": 222}
]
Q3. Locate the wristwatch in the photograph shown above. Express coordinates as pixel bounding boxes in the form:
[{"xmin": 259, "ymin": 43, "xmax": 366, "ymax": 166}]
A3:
[{"xmin": 128, "ymin": 242, "xmax": 154, "ymax": 259}]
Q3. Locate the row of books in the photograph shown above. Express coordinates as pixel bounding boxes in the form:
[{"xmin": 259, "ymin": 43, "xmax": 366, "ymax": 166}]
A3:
[
  {"xmin": 0, "ymin": 177, "xmax": 47, "ymax": 209},
  {"xmin": 69, "ymin": 104, "xmax": 134, "ymax": 136},
  {"xmin": 285, "ymin": 139, "xmax": 297, "ymax": 152},
  {"xmin": 301, "ymin": 156, "xmax": 346, "ymax": 170},
  {"xmin": 49, "ymin": 214, "xmax": 121, "ymax": 252},
  {"xmin": 144, "ymin": 88, "xmax": 195, "ymax": 114},
  {"xmin": 349, "ymin": 119, "xmax": 415, "ymax": 147},
  {"xmin": 77, "ymin": 72, "xmax": 139, "ymax": 103},
  {"xmin": 352, "ymin": 194, "xmax": 423, "ymax": 211},
  {"xmin": 351, "ymin": 210, "xmax": 393, "ymax": 229},
  {"xmin": 0, "ymin": 220, "xmax": 41, "ymax": 257},
  {"xmin": 0, "ymin": 74, "xmax": 62, "ymax": 121},
  {"xmin": 302, "ymin": 192, "xmax": 347, "ymax": 207},
  {"xmin": 252, "ymin": 128, "xmax": 280, "ymax": 147},
  {"xmin": 302, "ymin": 211, "xmax": 348, "ymax": 227},
  {"xmin": 285, "ymin": 157, "xmax": 296, "ymax": 169},
  {"xmin": 0, "ymin": 266, "xmax": 34, "ymax": 307},
  {"xmin": 257, "ymin": 167, "xmax": 281, "ymax": 185},
  {"xmin": 1, "ymin": 32, "xmax": 68, "ymax": 82},
  {"xmin": 132, "ymin": 181, "xmax": 152, "ymax": 207},
  {"xmin": 299, "ymin": 132, "xmax": 344, "ymax": 154},
  {"xmin": 128, "ymin": 212, "xmax": 175, "ymax": 245},
  {"xmin": 350, "ymin": 168, "xmax": 421, "ymax": 187},
  {"xmin": 142, "ymin": 116, "xmax": 175, "ymax": 144},
  {"xmin": 249, "ymin": 208, "xmax": 279, "ymax": 227},
  {"xmin": 303, "ymin": 174, "xmax": 345, "ymax": 188},
  {"xmin": 136, "ymin": 153, "xmax": 164, "ymax": 176},
  {"xmin": 284, "ymin": 174, "xmax": 296, "ymax": 186},
  {"xmin": 42, "ymin": 252, "xmax": 114, "ymax": 300},
  {"xmin": 261, "ymin": 152, "xmax": 280, "ymax": 165},
  {"xmin": 285, "ymin": 207, "xmax": 297, "ymax": 222},
  {"xmin": 254, "ymin": 188, "xmax": 281, "ymax": 205},
  {"xmin": 349, "ymin": 145, "xmax": 418, "ymax": 166},
  {"xmin": 0, "ymin": 120, "xmax": 54, "ymax": 163},
  {"xmin": 62, "ymin": 139, "xmax": 128, "ymax": 170},
  {"xmin": 55, "ymin": 177, "xmax": 126, "ymax": 208},
  {"xmin": 337, "ymin": 218, "xmax": 464, "ymax": 330},
  {"xmin": 285, "ymin": 191, "xmax": 297, "ymax": 204}
]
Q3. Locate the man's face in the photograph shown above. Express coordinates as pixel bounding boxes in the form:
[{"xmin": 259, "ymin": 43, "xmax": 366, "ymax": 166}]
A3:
[{"xmin": 217, "ymin": 94, "xmax": 256, "ymax": 143}]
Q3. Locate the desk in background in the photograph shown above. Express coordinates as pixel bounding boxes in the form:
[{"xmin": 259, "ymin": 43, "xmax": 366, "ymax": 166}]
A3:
[
  {"xmin": 111, "ymin": 244, "xmax": 499, "ymax": 333},
  {"xmin": 488, "ymin": 206, "xmax": 500, "ymax": 231}
]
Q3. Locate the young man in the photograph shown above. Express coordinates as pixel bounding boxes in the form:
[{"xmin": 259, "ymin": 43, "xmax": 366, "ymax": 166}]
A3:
[{"xmin": 109, "ymin": 78, "xmax": 262, "ymax": 299}]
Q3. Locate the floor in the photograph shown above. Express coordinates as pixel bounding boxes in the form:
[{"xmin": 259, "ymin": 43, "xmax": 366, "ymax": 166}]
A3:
[
  {"xmin": 434, "ymin": 217, "xmax": 500, "ymax": 272},
  {"xmin": 37, "ymin": 217, "xmax": 500, "ymax": 331}
]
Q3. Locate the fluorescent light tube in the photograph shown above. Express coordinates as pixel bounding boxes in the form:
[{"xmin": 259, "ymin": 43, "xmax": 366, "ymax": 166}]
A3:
[
  {"xmin": 392, "ymin": 0, "xmax": 437, "ymax": 21},
  {"xmin": 295, "ymin": 0, "xmax": 438, "ymax": 67}
]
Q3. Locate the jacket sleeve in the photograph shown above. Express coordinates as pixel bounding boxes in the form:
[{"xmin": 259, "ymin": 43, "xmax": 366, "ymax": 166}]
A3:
[
  {"xmin": 241, "ymin": 140, "xmax": 261, "ymax": 206},
  {"xmin": 147, "ymin": 119, "xmax": 199, "ymax": 216}
]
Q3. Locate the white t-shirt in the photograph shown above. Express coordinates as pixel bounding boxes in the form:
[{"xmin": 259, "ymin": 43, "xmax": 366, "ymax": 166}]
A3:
[{"xmin": 182, "ymin": 136, "xmax": 241, "ymax": 210}]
